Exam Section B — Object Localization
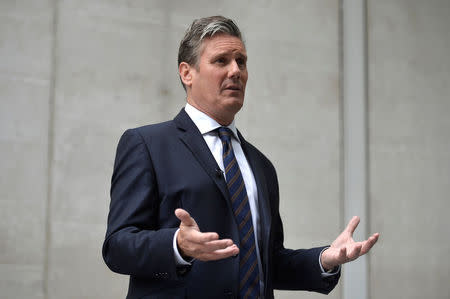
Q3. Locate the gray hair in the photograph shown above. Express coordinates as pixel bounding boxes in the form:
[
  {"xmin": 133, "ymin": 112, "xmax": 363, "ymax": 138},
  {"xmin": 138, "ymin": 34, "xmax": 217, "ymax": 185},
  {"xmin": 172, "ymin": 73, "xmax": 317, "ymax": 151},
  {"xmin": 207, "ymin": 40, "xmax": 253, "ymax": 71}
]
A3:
[{"xmin": 178, "ymin": 16, "xmax": 244, "ymax": 90}]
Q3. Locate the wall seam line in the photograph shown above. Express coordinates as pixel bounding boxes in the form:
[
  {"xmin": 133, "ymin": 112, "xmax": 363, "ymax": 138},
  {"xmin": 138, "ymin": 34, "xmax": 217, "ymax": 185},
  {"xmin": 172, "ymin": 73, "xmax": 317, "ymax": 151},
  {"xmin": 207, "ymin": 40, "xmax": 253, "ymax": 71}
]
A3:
[
  {"xmin": 363, "ymin": 1, "xmax": 371, "ymax": 299},
  {"xmin": 44, "ymin": 0, "xmax": 59, "ymax": 298},
  {"xmin": 338, "ymin": 0, "xmax": 345, "ymax": 275}
]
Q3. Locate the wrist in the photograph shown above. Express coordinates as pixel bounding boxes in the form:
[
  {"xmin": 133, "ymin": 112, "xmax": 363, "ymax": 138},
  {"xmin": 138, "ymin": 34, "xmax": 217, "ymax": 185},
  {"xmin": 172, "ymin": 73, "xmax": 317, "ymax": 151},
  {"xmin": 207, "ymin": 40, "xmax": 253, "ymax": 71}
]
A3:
[
  {"xmin": 320, "ymin": 248, "xmax": 334, "ymax": 271},
  {"xmin": 175, "ymin": 229, "xmax": 192, "ymax": 260},
  {"xmin": 173, "ymin": 229, "xmax": 193, "ymax": 265}
]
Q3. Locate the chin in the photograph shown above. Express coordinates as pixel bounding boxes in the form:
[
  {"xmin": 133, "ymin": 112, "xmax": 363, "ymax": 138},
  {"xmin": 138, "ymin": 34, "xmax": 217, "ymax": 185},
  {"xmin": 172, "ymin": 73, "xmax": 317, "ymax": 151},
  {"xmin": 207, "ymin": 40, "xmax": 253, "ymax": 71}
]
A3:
[{"xmin": 226, "ymin": 98, "xmax": 244, "ymax": 113}]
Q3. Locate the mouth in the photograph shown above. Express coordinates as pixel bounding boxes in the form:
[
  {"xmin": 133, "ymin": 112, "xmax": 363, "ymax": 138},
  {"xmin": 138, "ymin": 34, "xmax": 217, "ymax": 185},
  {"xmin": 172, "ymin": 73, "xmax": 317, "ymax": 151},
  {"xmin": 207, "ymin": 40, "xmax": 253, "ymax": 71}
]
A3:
[{"xmin": 223, "ymin": 84, "xmax": 242, "ymax": 92}]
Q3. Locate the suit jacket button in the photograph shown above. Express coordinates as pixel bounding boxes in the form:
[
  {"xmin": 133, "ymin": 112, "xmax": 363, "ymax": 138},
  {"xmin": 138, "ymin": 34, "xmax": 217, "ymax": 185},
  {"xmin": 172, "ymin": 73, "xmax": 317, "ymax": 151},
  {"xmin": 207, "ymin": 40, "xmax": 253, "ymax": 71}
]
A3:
[
  {"xmin": 177, "ymin": 265, "xmax": 191, "ymax": 276},
  {"xmin": 224, "ymin": 290, "xmax": 233, "ymax": 298}
]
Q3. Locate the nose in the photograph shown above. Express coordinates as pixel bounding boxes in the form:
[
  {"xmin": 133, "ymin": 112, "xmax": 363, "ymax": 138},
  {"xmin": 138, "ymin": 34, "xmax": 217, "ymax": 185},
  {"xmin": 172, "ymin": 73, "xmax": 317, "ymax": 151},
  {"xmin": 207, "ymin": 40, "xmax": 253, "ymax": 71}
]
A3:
[{"xmin": 228, "ymin": 60, "xmax": 240, "ymax": 79}]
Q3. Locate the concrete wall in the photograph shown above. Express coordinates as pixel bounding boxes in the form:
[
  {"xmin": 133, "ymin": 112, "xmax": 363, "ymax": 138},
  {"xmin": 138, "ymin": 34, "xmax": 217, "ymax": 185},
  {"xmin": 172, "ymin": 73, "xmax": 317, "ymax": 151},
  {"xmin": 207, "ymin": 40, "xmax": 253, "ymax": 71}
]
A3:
[
  {"xmin": 1, "ymin": 0, "xmax": 448, "ymax": 299},
  {"xmin": 368, "ymin": 1, "xmax": 450, "ymax": 299},
  {"xmin": 0, "ymin": 1, "xmax": 52, "ymax": 298}
]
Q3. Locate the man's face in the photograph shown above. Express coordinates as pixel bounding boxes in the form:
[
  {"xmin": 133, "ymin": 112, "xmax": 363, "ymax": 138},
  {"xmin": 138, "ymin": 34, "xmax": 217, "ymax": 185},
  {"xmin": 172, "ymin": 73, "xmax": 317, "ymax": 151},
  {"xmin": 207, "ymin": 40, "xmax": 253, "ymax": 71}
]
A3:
[{"xmin": 187, "ymin": 34, "xmax": 248, "ymax": 125}]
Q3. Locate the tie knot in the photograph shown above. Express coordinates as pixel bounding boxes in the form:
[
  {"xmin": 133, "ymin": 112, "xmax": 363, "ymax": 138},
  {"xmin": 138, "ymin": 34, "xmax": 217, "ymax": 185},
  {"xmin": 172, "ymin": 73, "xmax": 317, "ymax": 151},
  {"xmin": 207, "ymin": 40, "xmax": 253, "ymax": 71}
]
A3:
[{"xmin": 217, "ymin": 127, "xmax": 233, "ymax": 143}]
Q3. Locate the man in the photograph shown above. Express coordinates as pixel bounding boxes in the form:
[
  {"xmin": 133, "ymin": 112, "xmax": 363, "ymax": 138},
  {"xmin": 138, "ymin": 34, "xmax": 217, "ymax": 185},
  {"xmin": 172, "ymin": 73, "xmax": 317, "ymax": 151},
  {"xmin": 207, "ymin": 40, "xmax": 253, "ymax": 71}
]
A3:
[{"xmin": 103, "ymin": 16, "xmax": 379, "ymax": 299}]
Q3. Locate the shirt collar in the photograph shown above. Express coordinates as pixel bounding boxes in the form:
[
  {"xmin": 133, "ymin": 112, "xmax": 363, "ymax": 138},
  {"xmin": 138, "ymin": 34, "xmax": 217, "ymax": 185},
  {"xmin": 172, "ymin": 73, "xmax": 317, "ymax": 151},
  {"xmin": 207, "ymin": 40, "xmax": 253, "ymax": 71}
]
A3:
[{"xmin": 185, "ymin": 103, "xmax": 240, "ymax": 143}]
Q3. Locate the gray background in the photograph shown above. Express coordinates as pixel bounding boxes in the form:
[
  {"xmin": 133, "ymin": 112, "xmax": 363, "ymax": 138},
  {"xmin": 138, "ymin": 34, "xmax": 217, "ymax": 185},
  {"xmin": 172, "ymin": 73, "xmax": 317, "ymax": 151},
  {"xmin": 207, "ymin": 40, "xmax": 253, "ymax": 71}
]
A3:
[{"xmin": 0, "ymin": 0, "xmax": 449, "ymax": 299}]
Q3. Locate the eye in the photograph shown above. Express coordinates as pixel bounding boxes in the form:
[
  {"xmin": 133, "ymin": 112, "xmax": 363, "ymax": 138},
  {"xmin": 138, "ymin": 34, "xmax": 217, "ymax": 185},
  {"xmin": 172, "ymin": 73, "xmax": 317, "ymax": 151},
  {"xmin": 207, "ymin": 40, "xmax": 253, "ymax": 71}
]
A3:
[
  {"xmin": 215, "ymin": 57, "xmax": 227, "ymax": 64},
  {"xmin": 236, "ymin": 58, "xmax": 247, "ymax": 68}
]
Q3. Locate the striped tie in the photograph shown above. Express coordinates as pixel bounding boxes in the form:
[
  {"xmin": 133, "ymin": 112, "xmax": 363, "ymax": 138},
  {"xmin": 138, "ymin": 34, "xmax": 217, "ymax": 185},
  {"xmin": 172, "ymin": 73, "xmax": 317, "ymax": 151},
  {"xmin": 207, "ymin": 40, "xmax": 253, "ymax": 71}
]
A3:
[{"xmin": 217, "ymin": 127, "xmax": 260, "ymax": 299}]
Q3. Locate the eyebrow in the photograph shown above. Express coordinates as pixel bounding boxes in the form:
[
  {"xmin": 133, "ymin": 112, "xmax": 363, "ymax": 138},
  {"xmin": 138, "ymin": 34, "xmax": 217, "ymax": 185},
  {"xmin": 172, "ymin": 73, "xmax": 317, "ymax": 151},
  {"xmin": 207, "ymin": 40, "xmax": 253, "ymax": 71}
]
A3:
[{"xmin": 210, "ymin": 51, "xmax": 247, "ymax": 60}]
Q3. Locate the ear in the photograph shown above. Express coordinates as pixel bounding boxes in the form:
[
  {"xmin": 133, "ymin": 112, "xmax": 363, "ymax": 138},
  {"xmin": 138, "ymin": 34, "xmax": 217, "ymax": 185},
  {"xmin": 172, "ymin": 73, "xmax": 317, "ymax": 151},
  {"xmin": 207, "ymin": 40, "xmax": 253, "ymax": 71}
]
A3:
[{"xmin": 179, "ymin": 62, "xmax": 194, "ymax": 88}]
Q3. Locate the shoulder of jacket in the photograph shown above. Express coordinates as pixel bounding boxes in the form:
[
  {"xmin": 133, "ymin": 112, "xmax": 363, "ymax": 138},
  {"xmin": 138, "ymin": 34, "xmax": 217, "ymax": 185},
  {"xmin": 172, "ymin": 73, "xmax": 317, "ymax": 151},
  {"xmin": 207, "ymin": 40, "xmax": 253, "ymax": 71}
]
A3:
[{"xmin": 124, "ymin": 120, "xmax": 176, "ymax": 137}]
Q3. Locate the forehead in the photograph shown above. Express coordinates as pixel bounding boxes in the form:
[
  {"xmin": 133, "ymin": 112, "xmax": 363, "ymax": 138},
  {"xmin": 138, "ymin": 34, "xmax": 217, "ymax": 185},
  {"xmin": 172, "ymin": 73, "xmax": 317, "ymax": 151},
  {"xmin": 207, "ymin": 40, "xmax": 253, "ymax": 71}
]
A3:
[{"xmin": 199, "ymin": 34, "xmax": 247, "ymax": 58}]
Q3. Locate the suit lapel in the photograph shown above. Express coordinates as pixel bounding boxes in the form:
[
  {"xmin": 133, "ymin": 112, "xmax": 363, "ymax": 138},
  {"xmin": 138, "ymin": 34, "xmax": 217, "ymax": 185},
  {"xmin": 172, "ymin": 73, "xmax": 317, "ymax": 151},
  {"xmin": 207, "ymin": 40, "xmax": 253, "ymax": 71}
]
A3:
[
  {"xmin": 173, "ymin": 109, "xmax": 231, "ymax": 207},
  {"xmin": 238, "ymin": 131, "xmax": 272, "ymax": 283}
]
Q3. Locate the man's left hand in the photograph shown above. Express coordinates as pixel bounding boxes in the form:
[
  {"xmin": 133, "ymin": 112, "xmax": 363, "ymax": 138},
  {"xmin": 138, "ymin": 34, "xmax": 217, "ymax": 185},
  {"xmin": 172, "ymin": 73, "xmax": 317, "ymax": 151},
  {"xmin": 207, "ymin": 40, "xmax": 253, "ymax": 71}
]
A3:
[{"xmin": 320, "ymin": 216, "xmax": 379, "ymax": 271}]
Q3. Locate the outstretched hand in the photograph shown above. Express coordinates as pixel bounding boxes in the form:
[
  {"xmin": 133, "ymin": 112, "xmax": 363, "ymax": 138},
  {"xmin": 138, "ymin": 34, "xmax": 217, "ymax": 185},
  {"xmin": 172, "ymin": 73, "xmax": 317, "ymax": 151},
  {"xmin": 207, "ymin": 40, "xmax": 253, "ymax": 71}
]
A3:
[
  {"xmin": 175, "ymin": 208, "xmax": 239, "ymax": 261},
  {"xmin": 321, "ymin": 216, "xmax": 379, "ymax": 270}
]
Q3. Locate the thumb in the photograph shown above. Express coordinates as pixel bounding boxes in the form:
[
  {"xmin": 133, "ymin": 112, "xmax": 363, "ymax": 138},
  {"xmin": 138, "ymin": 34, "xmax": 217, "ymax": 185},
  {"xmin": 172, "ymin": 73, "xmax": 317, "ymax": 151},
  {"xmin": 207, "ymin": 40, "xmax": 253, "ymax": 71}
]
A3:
[{"xmin": 175, "ymin": 208, "xmax": 197, "ymax": 227}]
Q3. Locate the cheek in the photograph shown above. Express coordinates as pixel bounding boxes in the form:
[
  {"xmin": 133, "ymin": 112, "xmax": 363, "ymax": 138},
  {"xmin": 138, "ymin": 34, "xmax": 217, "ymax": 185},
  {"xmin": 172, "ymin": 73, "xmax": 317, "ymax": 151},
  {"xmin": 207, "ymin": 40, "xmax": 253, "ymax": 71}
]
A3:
[
  {"xmin": 212, "ymin": 77, "xmax": 225, "ymax": 93},
  {"xmin": 242, "ymin": 72, "xmax": 248, "ymax": 85}
]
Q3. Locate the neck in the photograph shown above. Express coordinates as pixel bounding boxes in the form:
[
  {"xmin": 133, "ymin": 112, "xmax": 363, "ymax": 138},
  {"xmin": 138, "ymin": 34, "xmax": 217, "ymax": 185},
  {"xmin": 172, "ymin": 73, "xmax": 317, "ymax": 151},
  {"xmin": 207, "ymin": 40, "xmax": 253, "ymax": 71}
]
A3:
[{"xmin": 186, "ymin": 99, "xmax": 234, "ymax": 126}]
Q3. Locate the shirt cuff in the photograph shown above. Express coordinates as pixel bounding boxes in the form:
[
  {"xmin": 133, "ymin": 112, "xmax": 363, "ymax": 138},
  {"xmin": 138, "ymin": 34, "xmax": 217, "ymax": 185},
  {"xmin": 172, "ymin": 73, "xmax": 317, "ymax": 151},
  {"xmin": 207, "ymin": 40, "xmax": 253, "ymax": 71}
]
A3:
[
  {"xmin": 173, "ymin": 228, "xmax": 193, "ymax": 266},
  {"xmin": 319, "ymin": 247, "xmax": 341, "ymax": 277}
]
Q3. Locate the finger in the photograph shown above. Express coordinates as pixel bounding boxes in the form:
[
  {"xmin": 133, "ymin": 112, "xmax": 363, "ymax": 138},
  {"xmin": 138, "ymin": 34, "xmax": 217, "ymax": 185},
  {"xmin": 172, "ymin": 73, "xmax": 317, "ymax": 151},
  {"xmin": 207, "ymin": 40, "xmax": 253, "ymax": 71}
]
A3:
[
  {"xmin": 212, "ymin": 244, "xmax": 239, "ymax": 257},
  {"xmin": 360, "ymin": 233, "xmax": 379, "ymax": 255},
  {"xmin": 180, "ymin": 238, "xmax": 233, "ymax": 259},
  {"xmin": 198, "ymin": 245, "xmax": 240, "ymax": 261},
  {"xmin": 200, "ymin": 239, "xmax": 235, "ymax": 252},
  {"xmin": 345, "ymin": 216, "xmax": 360, "ymax": 234},
  {"xmin": 186, "ymin": 238, "xmax": 233, "ymax": 254},
  {"xmin": 338, "ymin": 246, "xmax": 347, "ymax": 263},
  {"xmin": 175, "ymin": 208, "xmax": 197, "ymax": 227},
  {"xmin": 347, "ymin": 243, "xmax": 362, "ymax": 260},
  {"xmin": 187, "ymin": 230, "xmax": 219, "ymax": 243}
]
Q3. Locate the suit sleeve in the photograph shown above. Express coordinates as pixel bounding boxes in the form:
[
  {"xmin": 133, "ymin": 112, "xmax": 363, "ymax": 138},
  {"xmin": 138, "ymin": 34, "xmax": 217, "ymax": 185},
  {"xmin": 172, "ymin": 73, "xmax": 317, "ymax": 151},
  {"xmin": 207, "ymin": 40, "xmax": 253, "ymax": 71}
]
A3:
[
  {"xmin": 267, "ymin": 159, "xmax": 340, "ymax": 294},
  {"xmin": 271, "ymin": 221, "xmax": 340, "ymax": 293},
  {"xmin": 102, "ymin": 129, "xmax": 179, "ymax": 280}
]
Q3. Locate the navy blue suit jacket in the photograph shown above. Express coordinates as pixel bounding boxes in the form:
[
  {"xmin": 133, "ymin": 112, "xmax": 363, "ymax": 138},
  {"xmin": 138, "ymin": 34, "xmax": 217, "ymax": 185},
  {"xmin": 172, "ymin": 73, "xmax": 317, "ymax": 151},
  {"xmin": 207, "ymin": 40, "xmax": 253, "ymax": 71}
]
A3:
[{"xmin": 103, "ymin": 109, "xmax": 339, "ymax": 298}]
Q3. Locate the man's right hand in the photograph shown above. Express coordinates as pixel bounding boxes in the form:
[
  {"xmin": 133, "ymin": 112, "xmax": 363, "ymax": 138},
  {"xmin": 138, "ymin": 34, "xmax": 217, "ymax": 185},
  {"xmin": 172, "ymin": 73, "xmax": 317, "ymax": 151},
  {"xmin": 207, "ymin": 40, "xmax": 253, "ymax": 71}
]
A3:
[{"xmin": 175, "ymin": 208, "xmax": 239, "ymax": 261}]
